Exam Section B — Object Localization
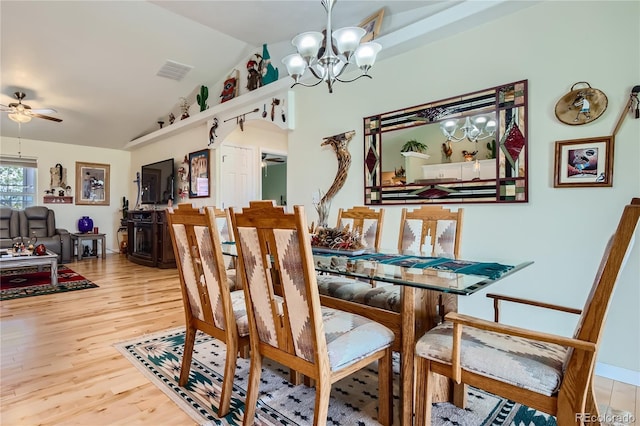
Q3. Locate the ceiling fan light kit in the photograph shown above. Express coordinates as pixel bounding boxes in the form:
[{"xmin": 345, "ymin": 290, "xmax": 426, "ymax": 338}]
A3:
[{"xmin": 1, "ymin": 91, "xmax": 62, "ymax": 123}]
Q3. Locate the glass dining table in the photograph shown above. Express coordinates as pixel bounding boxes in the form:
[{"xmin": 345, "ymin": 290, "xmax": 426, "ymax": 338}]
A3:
[{"xmin": 222, "ymin": 242, "xmax": 533, "ymax": 424}]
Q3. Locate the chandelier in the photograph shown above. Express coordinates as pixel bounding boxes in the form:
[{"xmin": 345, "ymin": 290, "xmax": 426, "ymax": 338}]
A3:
[
  {"xmin": 440, "ymin": 115, "xmax": 496, "ymax": 143},
  {"xmin": 281, "ymin": 0, "xmax": 382, "ymax": 93}
]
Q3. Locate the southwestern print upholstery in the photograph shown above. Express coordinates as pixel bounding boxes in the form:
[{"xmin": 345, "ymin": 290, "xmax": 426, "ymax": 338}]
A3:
[
  {"xmin": 339, "ymin": 217, "xmax": 379, "ymax": 249},
  {"xmin": 415, "ymin": 322, "xmax": 568, "ymax": 395},
  {"xmin": 400, "ymin": 218, "xmax": 457, "ymax": 257}
]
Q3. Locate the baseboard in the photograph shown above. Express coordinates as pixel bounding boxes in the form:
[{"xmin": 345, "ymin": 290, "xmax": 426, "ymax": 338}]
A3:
[{"xmin": 595, "ymin": 362, "xmax": 640, "ymax": 386}]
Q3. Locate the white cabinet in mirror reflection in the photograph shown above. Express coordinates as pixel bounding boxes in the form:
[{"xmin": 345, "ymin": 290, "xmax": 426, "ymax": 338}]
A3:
[{"xmin": 421, "ymin": 159, "xmax": 496, "ymax": 182}]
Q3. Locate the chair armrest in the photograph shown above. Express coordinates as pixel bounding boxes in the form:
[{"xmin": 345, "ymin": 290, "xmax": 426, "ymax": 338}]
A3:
[
  {"xmin": 445, "ymin": 311, "xmax": 596, "ymax": 383},
  {"xmin": 56, "ymin": 228, "xmax": 70, "ymax": 235},
  {"xmin": 445, "ymin": 311, "xmax": 595, "ymax": 351},
  {"xmin": 486, "ymin": 293, "xmax": 582, "ymax": 322}
]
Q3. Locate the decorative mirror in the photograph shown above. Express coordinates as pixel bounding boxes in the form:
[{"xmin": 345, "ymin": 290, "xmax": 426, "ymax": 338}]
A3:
[{"xmin": 364, "ymin": 80, "xmax": 528, "ymax": 205}]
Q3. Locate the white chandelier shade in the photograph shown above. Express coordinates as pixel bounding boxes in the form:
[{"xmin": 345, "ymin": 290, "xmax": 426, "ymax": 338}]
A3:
[
  {"xmin": 440, "ymin": 115, "xmax": 497, "ymax": 143},
  {"xmin": 282, "ymin": 0, "xmax": 382, "ymax": 93}
]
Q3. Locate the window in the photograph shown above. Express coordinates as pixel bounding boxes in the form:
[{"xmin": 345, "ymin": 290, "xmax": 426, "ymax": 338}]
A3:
[{"xmin": 0, "ymin": 156, "xmax": 38, "ymax": 209}]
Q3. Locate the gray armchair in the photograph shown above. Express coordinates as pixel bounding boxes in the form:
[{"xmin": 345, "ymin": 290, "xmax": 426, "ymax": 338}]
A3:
[
  {"xmin": 18, "ymin": 206, "xmax": 71, "ymax": 263},
  {"xmin": 0, "ymin": 206, "xmax": 20, "ymax": 249}
]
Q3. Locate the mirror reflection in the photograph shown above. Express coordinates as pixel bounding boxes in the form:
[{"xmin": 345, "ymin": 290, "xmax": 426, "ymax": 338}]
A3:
[{"xmin": 364, "ymin": 80, "xmax": 528, "ymax": 205}]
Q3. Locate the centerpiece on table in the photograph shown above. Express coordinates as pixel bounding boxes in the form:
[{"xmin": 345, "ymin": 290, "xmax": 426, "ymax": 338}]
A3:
[{"xmin": 310, "ymin": 225, "xmax": 366, "ymax": 255}]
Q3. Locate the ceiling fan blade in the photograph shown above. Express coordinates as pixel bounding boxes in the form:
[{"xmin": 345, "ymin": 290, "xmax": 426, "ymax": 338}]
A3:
[
  {"xmin": 0, "ymin": 104, "xmax": 14, "ymax": 112},
  {"xmin": 30, "ymin": 108, "xmax": 57, "ymax": 114},
  {"xmin": 31, "ymin": 113, "xmax": 62, "ymax": 122}
]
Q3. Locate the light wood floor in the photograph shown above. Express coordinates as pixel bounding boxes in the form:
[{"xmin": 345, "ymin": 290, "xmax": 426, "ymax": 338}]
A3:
[{"xmin": 1, "ymin": 255, "xmax": 638, "ymax": 425}]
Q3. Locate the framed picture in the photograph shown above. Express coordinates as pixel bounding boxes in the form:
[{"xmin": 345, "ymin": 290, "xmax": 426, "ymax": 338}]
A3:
[
  {"xmin": 553, "ymin": 136, "xmax": 614, "ymax": 188},
  {"xmin": 75, "ymin": 162, "xmax": 110, "ymax": 205},
  {"xmin": 189, "ymin": 149, "xmax": 210, "ymax": 198},
  {"xmin": 358, "ymin": 8, "xmax": 385, "ymax": 42}
]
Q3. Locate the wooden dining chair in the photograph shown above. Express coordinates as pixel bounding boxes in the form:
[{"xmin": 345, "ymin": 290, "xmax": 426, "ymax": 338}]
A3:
[
  {"xmin": 414, "ymin": 198, "xmax": 640, "ymax": 425},
  {"xmin": 230, "ymin": 201, "xmax": 394, "ymax": 426},
  {"xmin": 398, "ymin": 205, "xmax": 464, "ymax": 258},
  {"xmin": 336, "ymin": 205, "xmax": 385, "ymax": 250},
  {"xmin": 166, "ymin": 203, "xmax": 250, "ymax": 417}
]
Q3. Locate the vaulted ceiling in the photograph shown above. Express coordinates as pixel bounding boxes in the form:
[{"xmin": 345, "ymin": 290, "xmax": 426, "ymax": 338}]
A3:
[{"xmin": 0, "ymin": 1, "xmax": 534, "ymax": 151}]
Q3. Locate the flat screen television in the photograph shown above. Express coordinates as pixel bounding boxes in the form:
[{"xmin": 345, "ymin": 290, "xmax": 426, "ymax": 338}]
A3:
[{"xmin": 141, "ymin": 158, "xmax": 174, "ymax": 205}]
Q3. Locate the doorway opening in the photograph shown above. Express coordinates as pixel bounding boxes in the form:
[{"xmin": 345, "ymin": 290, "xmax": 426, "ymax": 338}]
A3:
[{"xmin": 261, "ymin": 152, "xmax": 287, "ymax": 206}]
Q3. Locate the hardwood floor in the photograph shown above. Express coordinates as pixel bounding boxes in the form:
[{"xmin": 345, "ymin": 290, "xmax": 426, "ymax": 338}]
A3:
[{"xmin": 1, "ymin": 254, "xmax": 638, "ymax": 425}]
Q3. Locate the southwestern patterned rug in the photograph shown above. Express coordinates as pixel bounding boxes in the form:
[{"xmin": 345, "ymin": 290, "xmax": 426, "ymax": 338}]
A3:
[
  {"xmin": 0, "ymin": 265, "xmax": 99, "ymax": 300},
  {"xmin": 116, "ymin": 328, "xmax": 558, "ymax": 426}
]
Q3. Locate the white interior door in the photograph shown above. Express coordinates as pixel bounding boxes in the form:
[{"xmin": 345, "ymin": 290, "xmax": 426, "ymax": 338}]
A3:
[{"xmin": 219, "ymin": 144, "xmax": 255, "ymax": 209}]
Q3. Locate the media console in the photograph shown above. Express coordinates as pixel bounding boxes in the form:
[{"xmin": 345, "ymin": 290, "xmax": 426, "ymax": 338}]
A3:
[{"xmin": 127, "ymin": 210, "xmax": 175, "ymax": 268}]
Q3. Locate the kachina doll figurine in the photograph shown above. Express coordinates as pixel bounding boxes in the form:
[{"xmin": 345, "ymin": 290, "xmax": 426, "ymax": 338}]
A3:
[{"xmin": 261, "ymin": 44, "xmax": 278, "ymax": 86}]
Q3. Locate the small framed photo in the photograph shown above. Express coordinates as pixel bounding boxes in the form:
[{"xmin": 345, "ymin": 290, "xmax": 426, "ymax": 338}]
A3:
[
  {"xmin": 188, "ymin": 149, "xmax": 210, "ymax": 198},
  {"xmin": 358, "ymin": 8, "xmax": 384, "ymax": 42},
  {"xmin": 76, "ymin": 162, "xmax": 110, "ymax": 205},
  {"xmin": 553, "ymin": 136, "xmax": 614, "ymax": 187}
]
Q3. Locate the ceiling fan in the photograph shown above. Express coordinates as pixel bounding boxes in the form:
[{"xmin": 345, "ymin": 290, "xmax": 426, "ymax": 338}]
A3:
[{"xmin": 0, "ymin": 91, "xmax": 62, "ymax": 123}]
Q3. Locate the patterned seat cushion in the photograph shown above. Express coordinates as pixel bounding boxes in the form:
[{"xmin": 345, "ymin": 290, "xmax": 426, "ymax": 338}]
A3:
[
  {"xmin": 316, "ymin": 275, "xmax": 401, "ymax": 312},
  {"xmin": 321, "ymin": 307, "xmax": 394, "ymax": 371},
  {"xmin": 415, "ymin": 321, "xmax": 568, "ymax": 396},
  {"xmin": 230, "ymin": 290, "xmax": 250, "ymax": 337}
]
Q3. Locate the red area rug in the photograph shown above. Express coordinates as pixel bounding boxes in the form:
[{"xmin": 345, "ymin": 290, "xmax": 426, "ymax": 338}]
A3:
[{"xmin": 0, "ymin": 266, "xmax": 98, "ymax": 301}]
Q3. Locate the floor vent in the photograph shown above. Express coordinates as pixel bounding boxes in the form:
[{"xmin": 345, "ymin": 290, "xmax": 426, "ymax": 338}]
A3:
[{"xmin": 156, "ymin": 60, "xmax": 193, "ymax": 81}]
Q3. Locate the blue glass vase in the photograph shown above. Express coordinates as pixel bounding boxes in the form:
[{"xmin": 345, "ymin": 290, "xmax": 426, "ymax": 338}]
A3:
[{"xmin": 78, "ymin": 216, "xmax": 94, "ymax": 233}]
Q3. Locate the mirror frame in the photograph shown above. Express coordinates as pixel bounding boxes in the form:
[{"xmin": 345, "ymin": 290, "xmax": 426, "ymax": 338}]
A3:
[{"xmin": 363, "ymin": 80, "xmax": 528, "ymax": 205}]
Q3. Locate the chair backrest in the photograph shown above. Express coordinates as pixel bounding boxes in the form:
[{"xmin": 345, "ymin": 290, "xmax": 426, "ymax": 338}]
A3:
[
  {"xmin": 0, "ymin": 207, "xmax": 19, "ymax": 239},
  {"xmin": 336, "ymin": 206, "xmax": 385, "ymax": 250},
  {"xmin": 211, "ymin": 206, "xmax": 235, "ymax": 270},
  {"xmin": 231, "ymin": 201, "xmax": 329, "ymax": 375},
  {"xmin": 167, "ymin": 203, "xmax": 236, "ymax": 338},
  {"xmin": 20, "ymin": 206, "xmax": 55, "ymax": 238},
  {"xmin": 568, "ymin": 198, "xmax": 640, "ymax": 363},
  {"xmin": 398, "ymin": 205, "xmax": 463, "ymax": 258}
]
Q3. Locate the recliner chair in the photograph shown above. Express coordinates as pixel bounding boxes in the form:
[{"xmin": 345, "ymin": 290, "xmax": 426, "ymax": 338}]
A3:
[{"xmin": 18, "ymin": 206, "xmax": 71, "ymax": 263}]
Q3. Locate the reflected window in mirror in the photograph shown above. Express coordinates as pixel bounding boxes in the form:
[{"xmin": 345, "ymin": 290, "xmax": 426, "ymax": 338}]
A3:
[{"xmin": 364, "ymin": 80, "xmax": 528, "ymax": 205}]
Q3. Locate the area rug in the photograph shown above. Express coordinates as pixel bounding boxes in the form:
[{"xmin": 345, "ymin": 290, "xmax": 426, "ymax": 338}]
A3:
[
  {"xmin": 0, "ymin": 265, "xmax": 99, "ymax": 300},
  {"xmin": 116, "ymin": 328, "xmax": 558, "ymax": 426}
]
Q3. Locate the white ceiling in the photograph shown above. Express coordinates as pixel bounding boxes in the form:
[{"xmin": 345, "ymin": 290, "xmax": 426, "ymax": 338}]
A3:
[{"xmin": 0, "ymin": 1, "xmax": 532, "ymax": 151}]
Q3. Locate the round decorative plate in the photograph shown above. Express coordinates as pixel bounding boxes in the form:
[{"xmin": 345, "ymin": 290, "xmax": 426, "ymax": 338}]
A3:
[{"xmin": 555, "ymin": 81, "xmax": 608, "ymax": 125}]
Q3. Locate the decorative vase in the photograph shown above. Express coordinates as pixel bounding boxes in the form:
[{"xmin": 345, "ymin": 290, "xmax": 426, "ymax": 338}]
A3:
[{"xmin": 78, "ymin": 216, "xmax": 94, "ymax": 233}]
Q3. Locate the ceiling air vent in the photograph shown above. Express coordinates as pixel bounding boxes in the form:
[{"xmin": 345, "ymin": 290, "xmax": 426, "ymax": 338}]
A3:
[{"xmin": 156, "ymin": 60, "xmax": 193, "ymax": 81}]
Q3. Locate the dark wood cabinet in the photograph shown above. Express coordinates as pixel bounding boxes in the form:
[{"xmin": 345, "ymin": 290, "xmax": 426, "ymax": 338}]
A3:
[{"xmin": 127, "ymin": 210, "xmax": 175, "ymax": 268}]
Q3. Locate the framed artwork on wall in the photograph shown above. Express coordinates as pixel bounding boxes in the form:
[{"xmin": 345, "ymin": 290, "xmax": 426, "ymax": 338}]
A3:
[
  {"xmin": 188, "ymin": 149, "xmax": 210, "ymax": 198},
  {"xmin": 553, "ymin": 136, "xmax": 614, "ymax": 187},
  {"xmin": 358, "ymin": 8, "xmax": 384, "ymax": 42},
  {"xmin": 75, "ymin": 161, "xmax": 110, "ymax": 205}
]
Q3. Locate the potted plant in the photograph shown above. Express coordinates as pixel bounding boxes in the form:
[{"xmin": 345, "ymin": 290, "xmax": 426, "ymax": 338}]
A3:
[{"xmin": 400, "ymin": 139, "xmax": 428, "ymax": 154}]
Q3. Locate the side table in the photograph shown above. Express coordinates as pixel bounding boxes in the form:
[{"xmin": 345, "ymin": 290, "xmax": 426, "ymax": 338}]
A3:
[{"xmin": 71, "ymin": 233, "xmax": 106, "ymax": 261}]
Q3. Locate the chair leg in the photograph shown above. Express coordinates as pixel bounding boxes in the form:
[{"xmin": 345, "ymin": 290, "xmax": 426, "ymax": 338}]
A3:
[
  {"xmin": 584, "ymin": 377, "xmax": 600, "ymax": 425},
  {"xmin": 242, "ymin": 353, "xmax": 263, "ymax": 426},
  {"xmin": 377, "ymin": 348, "xmax": 393, "ymax": 426},
  {"xmin": 313, "ymin": 377, "xmax": 332, "ymax": 426},
  {"xmin": 453, "ymin": 382, "xmax": 467, "ymax": 408},
  {"xmin": 217, "ymin": 339, "xmax": 238, "ymax": 417},
  {"xmin": 179, "ymin": 326, "xmax": 196, "ymax": 386},
  {"xmin": 414, "ymin": 356, "xmax": 434, "ymax": 426}
]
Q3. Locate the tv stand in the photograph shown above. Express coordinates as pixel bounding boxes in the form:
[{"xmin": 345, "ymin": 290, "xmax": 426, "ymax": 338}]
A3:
[{"xmin": 127, "ymin": 209, "xmax": 175, "ymax": 268}]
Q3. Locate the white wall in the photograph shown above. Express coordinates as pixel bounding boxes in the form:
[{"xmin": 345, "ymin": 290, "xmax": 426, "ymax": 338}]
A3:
[
  {"xmin": 0, "ymin": 136, "xmax": 131, "ymax": 252},
  {"xmin": 286, "ymin": 1, "xmax": 639, "ymax": 380}
]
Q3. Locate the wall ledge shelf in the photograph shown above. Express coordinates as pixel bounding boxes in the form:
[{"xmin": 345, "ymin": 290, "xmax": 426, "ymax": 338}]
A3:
[
  {"xmin": 43, "ymin": 195, "xmax": 73, "ymax": 204},
  {"xmin": 125, "ymin": 78, "xmax": 294, "ymax": 150}
]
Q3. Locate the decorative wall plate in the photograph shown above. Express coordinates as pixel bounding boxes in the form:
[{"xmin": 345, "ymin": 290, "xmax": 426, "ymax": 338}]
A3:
[{"xmin": 555, "ymin": 81, "xmax": 608, "ymax": 125}]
